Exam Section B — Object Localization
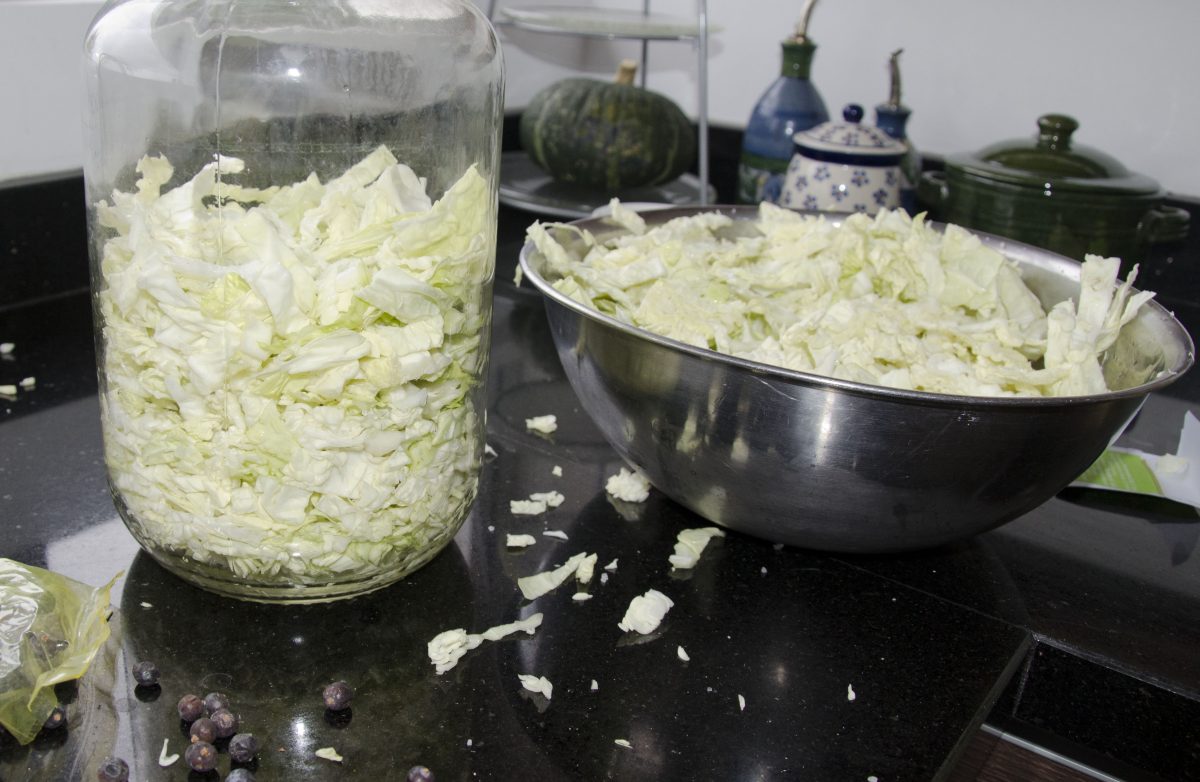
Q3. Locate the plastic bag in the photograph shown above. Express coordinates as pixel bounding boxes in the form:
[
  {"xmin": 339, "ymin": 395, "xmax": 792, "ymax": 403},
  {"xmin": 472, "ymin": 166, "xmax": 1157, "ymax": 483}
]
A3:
[{"xmin": 0, "ymin": 559, "xmax": 118, "ymax": 744}]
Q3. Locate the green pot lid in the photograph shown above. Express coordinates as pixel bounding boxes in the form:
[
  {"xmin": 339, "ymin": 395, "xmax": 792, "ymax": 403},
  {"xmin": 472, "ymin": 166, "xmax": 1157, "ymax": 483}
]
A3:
[{"xmin": 947, "ymin": 114, "xmax": 1161, "ymax": 197}]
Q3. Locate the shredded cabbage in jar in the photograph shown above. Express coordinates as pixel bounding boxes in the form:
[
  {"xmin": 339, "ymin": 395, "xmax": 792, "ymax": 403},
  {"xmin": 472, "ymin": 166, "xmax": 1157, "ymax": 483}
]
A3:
[
  {"xmin": 529, "ymin": 202, "xmax": 1154, "ymax": 397},
  {"xmin": 95, "ymin": 146, "xmax": 492, "ymax": 583}
]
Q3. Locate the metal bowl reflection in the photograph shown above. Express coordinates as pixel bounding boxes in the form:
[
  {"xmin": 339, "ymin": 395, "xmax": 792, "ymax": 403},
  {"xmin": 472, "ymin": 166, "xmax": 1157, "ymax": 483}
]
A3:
[{"xmin": 517, "ymin": 206, "xmax": 1195, "ymax": 553}]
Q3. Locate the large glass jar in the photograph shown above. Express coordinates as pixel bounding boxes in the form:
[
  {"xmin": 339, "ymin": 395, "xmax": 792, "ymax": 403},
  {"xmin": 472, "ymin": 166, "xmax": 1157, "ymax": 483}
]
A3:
[{"xmin": 82, "ymin": 0, "xmax": 504, "ymax": 602}]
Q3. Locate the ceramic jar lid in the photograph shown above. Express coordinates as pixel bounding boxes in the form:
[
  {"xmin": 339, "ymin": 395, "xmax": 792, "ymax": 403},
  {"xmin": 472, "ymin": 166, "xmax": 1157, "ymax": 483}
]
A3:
[
  {"xmin": 948, "ymin": 114, "xmax": 1161, "ymax": 196},
  {"xmin": 793, "ymin": 104, "xmax": 905, "ymax": 164}
]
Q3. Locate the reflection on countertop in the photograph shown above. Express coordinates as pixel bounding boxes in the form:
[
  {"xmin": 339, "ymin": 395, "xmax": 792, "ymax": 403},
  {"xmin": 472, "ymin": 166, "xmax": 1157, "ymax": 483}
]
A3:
[{"xmin": 1, "ymin": 279, "xmax": 1198, "ymax": 780}]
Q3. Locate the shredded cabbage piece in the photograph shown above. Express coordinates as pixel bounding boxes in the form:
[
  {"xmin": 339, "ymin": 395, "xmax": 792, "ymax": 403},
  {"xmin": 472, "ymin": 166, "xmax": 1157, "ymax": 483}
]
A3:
[
  {"xmin": 517, "ymin": 552, "xmax": 592, "ymax": 600},
  {"xmin": 668, "ymin": 527, "xmax": 725, "ymax": 570},
  {"xmin": 506, "ymin": 534, "xmax": 537, "ymax": 548},
  {"xmin": 517, "ymin": 673, "xmax": 554, "ymax": 699},
  {"xmin": 530, "ymin": 205, "xmax": 1152, "ymax": 397},
  {"xmin": 427, "ymin": 613, "xmax": 543, "ymax": 674},
  {"xmin": 617, "ymin": 588, "xmax": 674, "ymax": 634},
  {"xmin": 95, "ymin": 146, "xmax": 492, "ymax": 585},
  {"xmin": 605, "ymin": 467, "xmax": 651, "ymax": 502}
]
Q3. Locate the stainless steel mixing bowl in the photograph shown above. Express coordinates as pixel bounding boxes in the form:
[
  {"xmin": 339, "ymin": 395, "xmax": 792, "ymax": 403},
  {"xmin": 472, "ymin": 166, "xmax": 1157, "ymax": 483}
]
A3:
[{"xmin": 517, "ymin": 206, "xmax": 1195, "ymax": 552}]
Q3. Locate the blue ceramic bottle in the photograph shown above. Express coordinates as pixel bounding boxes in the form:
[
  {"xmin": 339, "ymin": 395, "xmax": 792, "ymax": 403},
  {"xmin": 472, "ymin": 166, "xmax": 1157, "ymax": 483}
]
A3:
[
  {"xmin": 873, "ymin": 49, "xmax": 920, "ymax": 213},
  {"xmin": 737, "ymin": 38, "xmax": 829, "ymax": 204}
]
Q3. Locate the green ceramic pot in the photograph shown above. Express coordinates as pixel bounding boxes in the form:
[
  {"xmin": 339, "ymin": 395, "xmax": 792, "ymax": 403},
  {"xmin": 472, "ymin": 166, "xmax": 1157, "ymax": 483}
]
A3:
[{"xmin": 918, "ymin": 114, "xmax": 1189, "ymax": 267}]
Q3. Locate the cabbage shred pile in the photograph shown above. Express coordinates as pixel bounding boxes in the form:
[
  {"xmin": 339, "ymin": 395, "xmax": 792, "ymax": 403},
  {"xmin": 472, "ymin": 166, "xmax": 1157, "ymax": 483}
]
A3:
[
  {"xmin": 529, "ymin": 203, "xmax": 1153, "ymax": 397},
  {"xmin": 96, "ymin": 146, "xmax": 491, "ymax": 584}
]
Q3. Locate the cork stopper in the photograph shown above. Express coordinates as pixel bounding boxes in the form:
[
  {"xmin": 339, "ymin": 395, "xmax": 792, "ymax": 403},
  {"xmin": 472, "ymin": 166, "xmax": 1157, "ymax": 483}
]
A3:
[{"xmin": 615, "ymin": 59, "xmax": 638, "ymax": 85}]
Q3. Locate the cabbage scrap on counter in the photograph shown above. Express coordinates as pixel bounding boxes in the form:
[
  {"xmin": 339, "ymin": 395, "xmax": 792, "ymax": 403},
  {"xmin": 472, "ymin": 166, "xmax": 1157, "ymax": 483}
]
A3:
[
  {"xmin": 95, "ymin": 146, "xmax": 492, "ymax": 582},
  {"xmin": 528, "ymin": 203, "xmax": 1154, "ymax": 397}
]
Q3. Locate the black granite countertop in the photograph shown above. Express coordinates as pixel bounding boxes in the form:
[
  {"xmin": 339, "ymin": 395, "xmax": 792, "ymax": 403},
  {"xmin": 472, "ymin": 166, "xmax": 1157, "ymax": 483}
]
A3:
[{"xmin": 1, "ymin": 176, "xmax": 1198, "ymax": 781}]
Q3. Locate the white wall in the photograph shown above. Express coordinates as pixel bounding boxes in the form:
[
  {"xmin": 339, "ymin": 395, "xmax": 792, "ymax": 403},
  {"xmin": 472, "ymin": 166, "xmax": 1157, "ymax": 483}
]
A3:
[
  {"xmin": 4, "ymin": 0, "xmax": 1199, "ymax": 196},
  {"xmin": 0, "ymin": 0, "xmax": 104, "ymax": 183}
]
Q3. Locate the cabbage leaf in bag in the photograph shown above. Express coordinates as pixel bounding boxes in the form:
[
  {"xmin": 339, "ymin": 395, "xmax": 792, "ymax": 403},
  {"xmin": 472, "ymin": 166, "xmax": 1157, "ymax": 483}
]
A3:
[{"xmin": 0, "ymin": 559, "xmax": 118, "ymax": 744}]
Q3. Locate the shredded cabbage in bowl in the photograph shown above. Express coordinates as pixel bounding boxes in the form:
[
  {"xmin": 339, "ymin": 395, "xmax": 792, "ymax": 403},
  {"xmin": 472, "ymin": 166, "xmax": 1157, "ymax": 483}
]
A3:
[
  {"xmin": 93, "ymin": 146, "xmax": 492, "ymax": 594},
  {"xmin": 528, "ymin": 202, "xmax": 1154, "ymax": 397}
]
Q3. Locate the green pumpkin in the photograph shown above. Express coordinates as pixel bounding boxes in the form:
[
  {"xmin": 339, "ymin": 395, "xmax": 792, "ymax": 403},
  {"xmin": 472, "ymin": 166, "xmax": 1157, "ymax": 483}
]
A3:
[{"xmin": 519, "ymin": 60, "xmax": 697, "ymax": 191}]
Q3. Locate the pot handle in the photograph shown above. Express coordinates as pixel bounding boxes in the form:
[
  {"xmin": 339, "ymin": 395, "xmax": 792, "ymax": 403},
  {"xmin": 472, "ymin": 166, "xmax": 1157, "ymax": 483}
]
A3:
[
  {"xmin": 917, "ymin": 170, "xmax": 948, "ymax": 214},
  {"xmin": 1140, "ymin": 205, "xmax": 1190, "ymax": 245}
]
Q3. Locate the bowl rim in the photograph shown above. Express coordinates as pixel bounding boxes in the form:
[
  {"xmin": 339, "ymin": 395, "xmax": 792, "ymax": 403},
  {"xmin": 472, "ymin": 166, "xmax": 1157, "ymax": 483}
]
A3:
[{"xmin": 517, "ymin": 205, "xmax": 1196, "ymax": 409}]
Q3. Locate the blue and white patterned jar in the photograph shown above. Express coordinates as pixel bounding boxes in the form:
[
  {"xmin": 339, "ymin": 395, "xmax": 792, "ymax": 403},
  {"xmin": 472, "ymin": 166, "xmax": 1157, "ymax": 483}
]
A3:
[{"xmin": 781, "ymin": 104, "xmax": 905, "ymax": 214}]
